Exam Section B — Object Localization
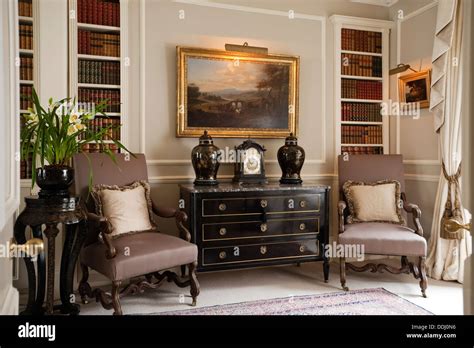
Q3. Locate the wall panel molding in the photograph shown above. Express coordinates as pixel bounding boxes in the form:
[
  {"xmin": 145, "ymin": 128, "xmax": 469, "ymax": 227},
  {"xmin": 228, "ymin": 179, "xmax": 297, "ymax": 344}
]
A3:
[
  {"xmin": 395, "ymin": 0, "xmax": 440, "ymax": 166},
  {"xmin": 139, "ymin": 0, "xmax": 327, "ymax": 164}
]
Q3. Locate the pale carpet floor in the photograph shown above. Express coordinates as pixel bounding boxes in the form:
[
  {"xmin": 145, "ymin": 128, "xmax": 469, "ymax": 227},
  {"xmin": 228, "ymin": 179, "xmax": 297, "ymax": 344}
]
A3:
[{"xmin": 78, "ymin": 259, "xmax": 463, "ymax": 315}]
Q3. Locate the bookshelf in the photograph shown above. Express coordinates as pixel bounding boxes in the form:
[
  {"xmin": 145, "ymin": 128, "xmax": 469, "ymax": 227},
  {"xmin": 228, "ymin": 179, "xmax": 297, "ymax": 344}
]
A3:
[
  {"xmin": 68, "ymin": 0, "xmax": 128, "ymax": 154},
  {"xmin": 331, "ymin": 15, "xmax": 393, "ymax": 156},
  {"xmin": 18, "ymin": 0, "xmax": 37, "ymax": 179}
]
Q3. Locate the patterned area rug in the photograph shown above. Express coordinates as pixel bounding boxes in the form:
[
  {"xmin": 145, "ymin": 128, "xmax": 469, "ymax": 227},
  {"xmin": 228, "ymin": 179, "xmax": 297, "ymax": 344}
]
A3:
[{"xmin": 158, "ymin": 288, "xmax": 432, "ymax": 315}]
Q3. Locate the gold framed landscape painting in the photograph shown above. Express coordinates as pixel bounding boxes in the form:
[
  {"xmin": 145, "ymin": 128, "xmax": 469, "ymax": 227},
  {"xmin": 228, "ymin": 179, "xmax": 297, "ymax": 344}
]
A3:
[
  {"xmin": 398, "ymin": 70, "xmax": 431, "ymax": 109},
  {"xmin": 176, "ymin": 46, "xmax": 299, "ymax": 138}
]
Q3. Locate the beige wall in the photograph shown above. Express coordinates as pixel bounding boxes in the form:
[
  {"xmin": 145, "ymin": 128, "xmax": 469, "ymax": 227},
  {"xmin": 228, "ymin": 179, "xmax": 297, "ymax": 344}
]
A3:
[
  {"xmin": 15, "ymin": 0, "xmax": 444, "ymax": 292},
  {"xmin": 389, "ymin": 0, "xmax": 439, "ymax": 239},
  {"xmin": 124, "ymin": 0, "xmax": 394, "ymax": 238}
]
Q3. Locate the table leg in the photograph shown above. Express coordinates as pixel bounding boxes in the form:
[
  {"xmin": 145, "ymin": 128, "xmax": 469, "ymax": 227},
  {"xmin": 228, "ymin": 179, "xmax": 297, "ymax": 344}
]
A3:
[
  {"xmin": 14, "ymin": 216, "xmax": 42, "ymax": 315},
  {"xmin": 31, "ymin": 225, "xmax": 46, "ymax": 311},
  {"xmin": 57, "ymin": 221, "xmax": 86, "ymax": 315},
  {"xmin": 43, "ymin": 224, "xmax": 59, "ymax": 315}
]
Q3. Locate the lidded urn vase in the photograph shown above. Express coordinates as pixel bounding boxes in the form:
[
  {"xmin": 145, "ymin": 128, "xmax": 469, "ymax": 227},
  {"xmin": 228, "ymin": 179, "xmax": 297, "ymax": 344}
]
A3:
[
  {"xmin": 277, "ymin": 133, "xmax": 305, "ymax": 184},
  {"xmin": 191, "ymin": 130, "xmax": 220, "ymax": 186}
]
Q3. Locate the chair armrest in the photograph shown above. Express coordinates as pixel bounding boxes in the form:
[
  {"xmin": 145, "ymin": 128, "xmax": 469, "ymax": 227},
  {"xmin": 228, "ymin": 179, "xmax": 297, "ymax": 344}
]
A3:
[
  {"xmin": 152, "ymin": 203, "xmax": 177, "ymax": 218},
  {"xmin": 85, "ymin": 212, "xmax": 116, "ymax": 259},
  {"xmin": 151, "ymin": 200, "xmax": 192, "ymax": 242},
  {"xmin": 338, "ymin": 200, "xmax": 347, "ymax": 234},
  {"xmin": 401, "ymin": 192, "xmax": 423, "ymax": 236}
]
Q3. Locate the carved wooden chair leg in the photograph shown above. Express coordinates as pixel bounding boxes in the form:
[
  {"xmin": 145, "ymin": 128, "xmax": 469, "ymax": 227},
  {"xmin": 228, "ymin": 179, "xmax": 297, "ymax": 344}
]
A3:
[
  {"xmin": 181, "ymin": 265, "xmax": 186, "ymax": 278},
  {"xmin": 188, "ymin": 261, "xmax": 200, "ymax": 306},
  {"xmin": 111, "ymin": 280, "xmax": 123, "ymax": 315},
  {"xmin": 78, "ymin": 263, "xmax": 90, "ymax": 304},
  {"xmin": 418, "ymin": 256, "xmax": 427, "ymax": 298},
  {"xmin": 340, "ymin": 257, "xmax": 349, "ymax": 291}
]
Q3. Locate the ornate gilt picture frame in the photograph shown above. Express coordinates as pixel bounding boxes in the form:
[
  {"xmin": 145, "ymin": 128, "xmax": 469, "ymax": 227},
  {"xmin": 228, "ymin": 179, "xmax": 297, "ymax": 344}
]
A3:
[
  {"xmin": 177, "ymin": 46, "xmax": 299, "ymax": 138},
  {"xmin": 398, "ymin": 70, "xmax": 431, "ymax": 109}
]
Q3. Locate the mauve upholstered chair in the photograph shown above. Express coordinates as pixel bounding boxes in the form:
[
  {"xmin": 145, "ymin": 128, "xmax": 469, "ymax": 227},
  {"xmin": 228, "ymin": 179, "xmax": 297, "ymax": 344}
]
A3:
[
  {"xmin": 337, "ymin": 154, "xmax": 428, "ymax": 297},
  {"xmin": 73, "ymin": 153, "xmax": 199, "ymax": 315}
]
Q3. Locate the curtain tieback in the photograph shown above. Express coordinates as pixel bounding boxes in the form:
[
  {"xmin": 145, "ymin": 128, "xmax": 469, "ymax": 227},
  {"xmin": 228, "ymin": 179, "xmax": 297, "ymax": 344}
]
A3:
[{"xmin": 440, "ymin": 161, "xmax": 464, "ymax": 240}]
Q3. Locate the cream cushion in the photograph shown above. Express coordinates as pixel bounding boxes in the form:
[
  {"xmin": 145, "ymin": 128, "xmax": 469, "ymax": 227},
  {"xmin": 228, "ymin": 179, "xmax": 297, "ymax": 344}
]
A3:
[
  {"xmin": 343, "ymin": 180, "xmax": 405, "ymax": 224},
  {"xmin": 92, "ymin": 181, "xmax": 156, "ymax": 238}
]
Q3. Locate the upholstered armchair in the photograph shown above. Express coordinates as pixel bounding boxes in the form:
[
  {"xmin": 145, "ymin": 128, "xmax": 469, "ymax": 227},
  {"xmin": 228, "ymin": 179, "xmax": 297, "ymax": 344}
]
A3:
[
  {"xmin": 337, "ymin": 155, "xmax": 428, "ymax": 297},
  {"xmin": 73, "ymin": 153, "xmax": 199, "ymax": 315}
]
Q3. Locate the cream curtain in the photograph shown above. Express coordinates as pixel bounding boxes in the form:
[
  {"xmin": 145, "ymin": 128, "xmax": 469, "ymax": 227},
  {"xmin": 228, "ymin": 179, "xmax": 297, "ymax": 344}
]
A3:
[{"xmin": 426, "ymin": 0, "xmax": 472, "ymax": 283}]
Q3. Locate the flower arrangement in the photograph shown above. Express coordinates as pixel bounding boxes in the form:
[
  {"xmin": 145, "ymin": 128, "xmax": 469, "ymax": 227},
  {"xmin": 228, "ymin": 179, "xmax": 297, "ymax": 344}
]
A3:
[{"xmin": 21, "ymin": 88, "xmax": 130, "ymax": 188}]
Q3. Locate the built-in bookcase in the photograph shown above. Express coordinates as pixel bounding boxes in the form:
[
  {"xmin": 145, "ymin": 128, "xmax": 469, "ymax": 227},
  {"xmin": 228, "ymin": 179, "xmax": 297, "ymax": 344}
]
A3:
[
  {"xmin": 18, "ymin": 0, "xmax": 36, "ymax": 179},
  {"xmin": 68, "ymin": 0, "xmax": 128, "ymax": 153},
  {"xmin": 331, "ymin": 15, "xmax": 392, "ymax": 156}
]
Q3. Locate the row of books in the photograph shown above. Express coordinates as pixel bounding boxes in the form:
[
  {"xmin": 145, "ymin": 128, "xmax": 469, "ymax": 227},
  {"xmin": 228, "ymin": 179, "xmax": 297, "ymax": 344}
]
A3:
[
  {"xmin": 20, "ymin": 85, "xmax": 33, "ymax": 110},
  {"xmin": 341, "ymin": 102, "xmax": 382, "ymax": 122},
  {"xmin": 78, "ymin": 88, "xmax": 121, "ymax": 112},
  {"xmin": 78, "ymin": 30, "xmax": 120, "ymax": 57},
  {"xmin": 341, "ymin": 146, "xmax": 383, "ymax": 155},
  {"xmin": 18, "ymin": 0, "xmax": 32, "ymax": 17},
  {"xmin": 77, "ymin": 0, "xmax": 120, "ymax": 27},
  {"xmin": 341, "ymin": 28, "xmax": 382, "ymax": 54},
  {"xmin": 342, "ymin": 79, "xmax": 382, "ymax": 100},
  {"xmin": 341, "ymin": 54, "xmax": 382, "ymax": 77},
  {"xmin": 341, "ymin": 125, "xmax": 383, "ymax": 145},
  {"xmin": 79, "ymin": 60, "xmax": 120, "ymax": 85},
  {"xmin": 20, "ymin": 57, "xmax": 33, "ymax": 81},
  {"xmin": 78, "ymin": 118, "xmax": 121, "ymax": 140},
  {"xmin": 81, "ymin": 143, "xmax": 119, "ymax": 153},
  {"xmin": 20, "ymin": 157, "xmax": 33, "ymax": 179},
  {"xmin": 19, "ymin": 24, "xmax": 33, "ymax": 50}
]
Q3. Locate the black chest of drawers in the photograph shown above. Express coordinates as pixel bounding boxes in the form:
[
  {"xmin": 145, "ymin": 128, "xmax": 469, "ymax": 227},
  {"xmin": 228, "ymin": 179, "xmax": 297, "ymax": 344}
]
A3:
[{"xmin": 179, "ymin": 183, "xmax": 330, "ymax": 281}]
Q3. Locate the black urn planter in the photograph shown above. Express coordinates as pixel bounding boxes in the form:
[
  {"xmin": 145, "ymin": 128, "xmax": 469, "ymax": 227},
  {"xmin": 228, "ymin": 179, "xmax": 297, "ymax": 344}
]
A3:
[
  {"xmin": 277, "ymin": 133, "xmax": 305, "ymax": 184},
  {"xmin": 191, "ymin": 131, "xmax": 220, "ymax": 186},
  {"xmin": 36, "ymin": 165, "xmax": 74, "ymax": 198}
]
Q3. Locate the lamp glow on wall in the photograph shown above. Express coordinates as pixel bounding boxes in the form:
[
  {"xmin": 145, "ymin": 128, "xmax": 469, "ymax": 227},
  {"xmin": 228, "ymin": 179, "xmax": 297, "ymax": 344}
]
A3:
[{"xmin": 225, "ymin": 42, "xmax": 268, "ymax": 55}]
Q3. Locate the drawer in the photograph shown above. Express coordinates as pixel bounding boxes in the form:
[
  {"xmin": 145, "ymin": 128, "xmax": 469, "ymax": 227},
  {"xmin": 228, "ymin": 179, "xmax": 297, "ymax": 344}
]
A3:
[
  {"xmin": 202, "ymin": 239, "xmax": 320, "ymax": 266},
  {"xmin": 202, "ymin": 218, "xmax": 319, "ymax": 241},
  {"xmin": 202, "ymin": 194, "xmax": 321, "ymax": 217}
]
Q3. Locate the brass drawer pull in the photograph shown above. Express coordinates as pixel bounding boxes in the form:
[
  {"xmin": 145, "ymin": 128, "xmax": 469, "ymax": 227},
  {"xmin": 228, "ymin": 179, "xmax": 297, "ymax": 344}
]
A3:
[
  {"xmin": 299, "ymin": 223, "xmax": 306, "ymax": 231},
  {"xmin": 219, "ymin": 227, "xmax": 227, "ymax": 236},
  {"xmin": 260, "ymin": 223, "xmax": 268, "ymax": 232},
  {"xmin": 299, "ymin": 200, "xmax": 306, "ymax": 208},
  {"xmin": 218, "ymin": 203, "xmax": 227, "ymax": 212},
  {"xmin": 219, "ymin": 251, "xmax": 227, "ymax": 259},
  {"xmin": 260, "ymin": 199, "xmax": 268, "ymax": 208},
  {"xmin": 260, "ymin": 246, "xmax": 267, "ymax": 255},
  {"xmin": 299, "ymin": 245, "xmax": 306, "ymax": 253}
]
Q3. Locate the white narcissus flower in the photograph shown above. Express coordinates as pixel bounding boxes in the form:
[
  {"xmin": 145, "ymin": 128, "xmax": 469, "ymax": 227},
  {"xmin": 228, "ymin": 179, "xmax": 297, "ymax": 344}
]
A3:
[
  {"xmin": 76, "ymin": 123, "xmax": 86, "ymax": 131},
  {"xmin": 25, "ymin": 112, "xmax": 39, "ymax": 126},
  {"xmin": 67, "ymin": 124, "xmax": 78, "ymax": 135},
  {"xmin": 69, "ymin": 113, "xmax": 80, "ymax": 124}
]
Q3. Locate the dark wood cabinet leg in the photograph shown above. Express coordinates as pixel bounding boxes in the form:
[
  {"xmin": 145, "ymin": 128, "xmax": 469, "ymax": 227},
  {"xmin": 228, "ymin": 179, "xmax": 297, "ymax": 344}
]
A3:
[
  {"xmin": 188, "ymin": 261, "xmax": 200, "ymax": 306},
  {"xmin": 43, "ymin": 224, "xmax": 59, "ymax": 315},
  {"xmin": 323, "ymin": 260, "xmax": 330, "ymax": 283}
]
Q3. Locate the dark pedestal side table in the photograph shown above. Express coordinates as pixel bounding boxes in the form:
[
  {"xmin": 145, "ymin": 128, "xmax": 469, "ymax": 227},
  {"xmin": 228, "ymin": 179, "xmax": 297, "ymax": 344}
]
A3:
[{"xmin": 14, "ymin": 196, "xmax": 86, "ymax": 315}]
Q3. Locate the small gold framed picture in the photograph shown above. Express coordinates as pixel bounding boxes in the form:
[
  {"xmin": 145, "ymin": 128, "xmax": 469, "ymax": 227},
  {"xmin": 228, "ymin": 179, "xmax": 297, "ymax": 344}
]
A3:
[{"xmin": 398, "ymin": 70, "xmax": 431, "ymax": 109}]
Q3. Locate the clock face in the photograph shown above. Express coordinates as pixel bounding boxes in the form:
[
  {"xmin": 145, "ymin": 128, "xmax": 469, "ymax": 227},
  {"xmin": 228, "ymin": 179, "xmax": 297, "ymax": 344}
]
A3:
[{"xmin": 242, "ymin": 147, "xmax": 262, "ymax": 175}]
